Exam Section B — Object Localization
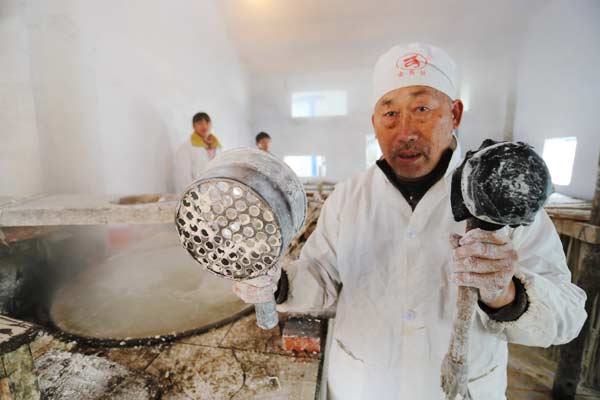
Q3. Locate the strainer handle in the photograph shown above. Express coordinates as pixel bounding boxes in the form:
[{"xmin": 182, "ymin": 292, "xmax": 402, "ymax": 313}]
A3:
[{"xmin": 255, "ymin": 295, "xmax": 278, "ymax": 330}]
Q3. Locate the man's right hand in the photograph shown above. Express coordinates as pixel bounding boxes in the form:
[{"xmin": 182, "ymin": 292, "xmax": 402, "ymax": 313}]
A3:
[{"xmin": 232, "ymin": 263, "xmax": 281, "ymax": 304}]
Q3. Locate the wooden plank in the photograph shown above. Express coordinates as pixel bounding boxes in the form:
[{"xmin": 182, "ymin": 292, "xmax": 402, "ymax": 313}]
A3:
[
  {"xmin": 0, "ymin": 227, "xmax": 59, "ymax": 245},
  {"xmin": 546, "ymin": 208, "xmax": 591, "ymax": 222},
  {"xmin": 553, "ymin": 153, "xmax": 600, "ymax": 399},
  {"xmin": 553, "ymin": 241, "xmax": 600, "ymax": 399},
  {"xmin": 581, "ymin": 294, "xmax": 600, "ymax": 387},
  {"xmin": 0, "ymin": 316, "xmax": 40, "ymax": 399},
  {"xmin": 552, "ymin": 219, "xmax": 600, "ymax": 245},
  {"xmin": 592, "ymin": 154, "xmax": 600, "ymax": 226},
  {"xmin": 546, "ymin": 192, "xmax": 591, "ymax": 206},
  {"xmin": 546, "ymin": 203, "xmax": 592, "ymax": 210},
  {"xmin": 545, "ymin": 192, "xmax": 592, "ymax": 221},
  {"xmin": 0, "ymin": 378, "xmax": 13, "ymax": 400},
  {"xmin": 1, "ymin": 345, "xmax": 40, "ymax": 400},
  {"xmin": 0, "ymin": 317, "xmax": 39, "ymax": 356}
]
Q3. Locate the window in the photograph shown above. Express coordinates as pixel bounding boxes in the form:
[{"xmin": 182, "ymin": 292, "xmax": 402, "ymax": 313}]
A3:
[
  {"xmin": 284, "ymin": 155, "xmax": 326, "ymax": 178},
  {"xmin": 542, "ymin": 136, "xmax": 577, "ymax": 186},
  {"xmin": 366, "ymin": 134, "xmax": 382, "ymax": 168},
  {"xmin": 291, "ymin": 91, "xmax": 347, "ymax": 118}
]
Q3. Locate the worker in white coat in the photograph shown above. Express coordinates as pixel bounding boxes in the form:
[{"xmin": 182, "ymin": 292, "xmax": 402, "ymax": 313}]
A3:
[
  {"xmin": 233, "ymin": 43, "xmax": 587, "ymax": 399},
  {"xmin": 173, "ymin": 112, "xmax": 222, "ymax": 193},
  {"xmin": 256, "ymin": 131, "xmax": 272, "ymax": 152}
]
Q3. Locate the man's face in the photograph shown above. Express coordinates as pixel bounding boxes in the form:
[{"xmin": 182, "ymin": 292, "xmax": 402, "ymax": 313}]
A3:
[
  {"xmin": 257, "ymin": 138, "xmax": 271, "ymax": 152},
  {"xmin": 193, "ymin": 120, "xmax": 211, "ymax": 137},
  {"xmin": 371, "ymin": 86, "xmax": 463, "ymax": 180}
]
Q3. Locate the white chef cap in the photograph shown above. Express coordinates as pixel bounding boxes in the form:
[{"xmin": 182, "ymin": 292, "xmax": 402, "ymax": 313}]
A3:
[{"xmin": 372, "ymin": 43, "xmax": 457, "ymax": 108}]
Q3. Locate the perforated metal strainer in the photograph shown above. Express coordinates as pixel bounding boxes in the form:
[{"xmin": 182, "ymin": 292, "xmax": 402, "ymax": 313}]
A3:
[
  {"xmin": 177, "ymin": 179, "xmax": 282, "ymax": 279},
  {"xmin": 175, "ymin": 149, "xmax": 306, "ymax": 329}
]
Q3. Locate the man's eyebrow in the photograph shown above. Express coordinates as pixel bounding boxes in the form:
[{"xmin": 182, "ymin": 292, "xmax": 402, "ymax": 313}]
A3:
[
  {"xmin": 409, "ymin": 89, "xmax": 430, "ymax": 98},
  {"xmin": 380, "ymin": 89, "xmax": 432, "ymax": 106}
]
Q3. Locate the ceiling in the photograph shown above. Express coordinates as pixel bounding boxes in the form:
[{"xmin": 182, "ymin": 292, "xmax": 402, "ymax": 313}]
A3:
[
  {"xmin": 216, "ymin": 0, "xmax": 556, "ymax": 158},
  {"xmin": 218, "ymin": 0, "xmax": 546, "ymax": 77}
]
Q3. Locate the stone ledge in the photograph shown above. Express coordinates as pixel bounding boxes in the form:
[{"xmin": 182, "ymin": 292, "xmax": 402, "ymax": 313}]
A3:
[{"xmin": 0, "ymin": 194, "xmax": 177, "ymax": 227}]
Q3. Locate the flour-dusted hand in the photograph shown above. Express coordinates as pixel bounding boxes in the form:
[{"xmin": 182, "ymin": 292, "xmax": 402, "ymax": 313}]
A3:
[
  {"xmin": 449, "ymin": 228, "xmax": 518, "ymax": 308},
  {"xmin": 232, "ymin": 263, "xmax": 281, "ymax": 304}
]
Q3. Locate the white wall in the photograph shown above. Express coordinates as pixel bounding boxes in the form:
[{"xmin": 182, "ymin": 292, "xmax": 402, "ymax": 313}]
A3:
[
  {"xmin": 4, "ymin": 0, "xmax": 597, "ymax": 198},
  {"xmin": 25, "ymin": 0, "xmax": 106, "ymax": 194},
  {"xmin": 0, "ymin": 0, "xmax": 42, "ymax": 196},
  {"xmin": 513, "ymin": 0, "xmax": 600, "ymax": 200},
  {"xmin": 1, "ymin": 0, "xmax": 251, "ymax": 196},
  {"xmin": 249, "ymin": 0, "xmax": 599, "ymax": 198},
  {"xmin": 250, "ymin": 68, "xmax": 373, "ymax": 181},
  {"xmin": 230, "ymin": 1, "xmax": 541, "ymax": 184},
  {"xmin": 250, "ymin": 46, "xmax": 519, "ymax": 182}
]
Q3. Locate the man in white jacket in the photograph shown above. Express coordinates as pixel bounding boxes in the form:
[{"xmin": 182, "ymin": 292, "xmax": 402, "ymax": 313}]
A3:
[
  {"xmin": 173, "ymin": 112, "xmax": 222, "ymax": 193},
  {"xmin": 233, "ymin": 43, "xmax": 587, "ymax": 399}
]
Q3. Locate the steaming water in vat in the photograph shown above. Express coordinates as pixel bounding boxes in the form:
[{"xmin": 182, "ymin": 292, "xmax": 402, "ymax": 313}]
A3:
[{"xmin": 50, "ymin": 231, "xmax": 249, "ymax": 340}]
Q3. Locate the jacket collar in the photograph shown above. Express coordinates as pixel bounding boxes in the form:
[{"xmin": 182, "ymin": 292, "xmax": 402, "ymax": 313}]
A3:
[
  {"xmin": 443, "ymin": 133, "xmax": 462, "ymax": 180},
  {"xmin": 374, "ymin": 133, "xmax": 463, "ymax": 219}
]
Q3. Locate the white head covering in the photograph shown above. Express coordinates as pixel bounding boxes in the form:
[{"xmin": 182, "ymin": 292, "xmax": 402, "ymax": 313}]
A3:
[{"xmin": 372, "ymin": 43, "xmax": 457, "ymax": 108}]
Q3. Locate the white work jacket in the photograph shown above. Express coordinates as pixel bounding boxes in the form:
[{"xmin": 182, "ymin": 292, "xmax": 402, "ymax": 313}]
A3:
[
  {"xmin": 173, "ymin": 139, "xmax": 221, "ymax": 193},
  {"xmin": 280, "ymin": 141, "xmax": 587, "ymax": 400}
]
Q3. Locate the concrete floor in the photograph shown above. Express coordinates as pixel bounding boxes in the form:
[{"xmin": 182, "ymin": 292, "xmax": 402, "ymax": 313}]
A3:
[
  {"xmin": 30, "ymin": 313, "xmax": 321, "ymax": 399},
  {"xmin": 29, "ymin": 317, "xmax": 600, "ymax": 399}
]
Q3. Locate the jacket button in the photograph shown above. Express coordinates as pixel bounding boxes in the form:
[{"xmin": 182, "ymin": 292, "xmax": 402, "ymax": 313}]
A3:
[
  {"xmin": 403, "ymin": 310, "xmax": 416, "ymax": 321},
  {"xmin": 407, "ymin": 229, "xmax": 417, "ymax": 239}
]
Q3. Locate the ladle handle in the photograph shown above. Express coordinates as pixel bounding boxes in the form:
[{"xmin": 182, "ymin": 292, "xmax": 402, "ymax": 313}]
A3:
[{"xmin": 255, "ymin": 295, "xmax": 278, "ymax": 330}]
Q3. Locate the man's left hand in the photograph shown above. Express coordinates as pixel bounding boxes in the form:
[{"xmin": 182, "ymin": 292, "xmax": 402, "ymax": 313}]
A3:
[{"xmin": 449, "ymin": 228, "xmax": 518, "ymax": 309}]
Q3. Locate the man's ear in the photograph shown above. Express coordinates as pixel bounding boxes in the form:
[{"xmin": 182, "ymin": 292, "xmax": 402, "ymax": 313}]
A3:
[
  {"xmin": 371, "ymin": 113, "xmax": 375, "ymax": 128},
  {"xmin": 451, "ymin": 100, "xmax": 464, "ymax": 129}
]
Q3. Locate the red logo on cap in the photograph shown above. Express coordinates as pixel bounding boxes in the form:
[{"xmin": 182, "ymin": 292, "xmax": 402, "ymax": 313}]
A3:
[{"xmin": 396, "ymin": 53, "xmax": 428, "ymax": 73}]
